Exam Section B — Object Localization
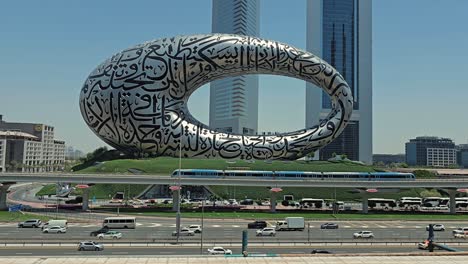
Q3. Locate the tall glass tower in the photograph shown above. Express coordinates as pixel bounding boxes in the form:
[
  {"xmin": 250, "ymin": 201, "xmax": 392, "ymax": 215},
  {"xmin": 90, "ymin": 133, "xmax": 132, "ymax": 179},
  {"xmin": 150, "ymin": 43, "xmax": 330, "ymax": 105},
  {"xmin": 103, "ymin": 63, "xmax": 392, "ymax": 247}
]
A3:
[
  {"xmin": 210, "ymin": 0, "xmax": 260, "ymax": 134},
  {"xmin": 306, "ymin": 0, "xmax": 372, "ymax": 163}
]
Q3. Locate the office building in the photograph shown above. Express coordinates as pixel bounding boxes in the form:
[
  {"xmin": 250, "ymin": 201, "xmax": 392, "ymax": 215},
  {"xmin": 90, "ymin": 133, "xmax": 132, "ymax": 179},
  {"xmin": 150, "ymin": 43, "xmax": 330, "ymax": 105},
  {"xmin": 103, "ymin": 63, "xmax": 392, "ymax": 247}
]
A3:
[
  {"xmin": 405, "ymin": 136, "xmax": 456, "ymax": 167},
  {"xmin": 373, "ymin": 154, "xmax": 405, "ymax": 165},
  {"xmin": 457, "ymin": 144, "xmax": 468, "ymax": 168},
  {"xmin": 210, "ymin": 0, "xmax": 260, "ymax": 134},
  {"xmin": 0, "ymin": 115, "xmax": 65, "ymax": 172},
  {"xmin": 306, "ymin": 0, "xmax": 372, "ymax": 163},
  {"xmin": 65, "ymin": 146, "xmax": 84, "ymax": 160}
]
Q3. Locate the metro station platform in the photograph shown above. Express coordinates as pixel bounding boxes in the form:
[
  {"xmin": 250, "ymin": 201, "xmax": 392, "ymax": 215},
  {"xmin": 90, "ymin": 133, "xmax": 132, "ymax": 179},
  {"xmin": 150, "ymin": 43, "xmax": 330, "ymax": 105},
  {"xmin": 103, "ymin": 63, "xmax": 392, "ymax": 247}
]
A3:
[{"xmin": 1, "ymin": 255, "xmax": 468, "ymax": 264}]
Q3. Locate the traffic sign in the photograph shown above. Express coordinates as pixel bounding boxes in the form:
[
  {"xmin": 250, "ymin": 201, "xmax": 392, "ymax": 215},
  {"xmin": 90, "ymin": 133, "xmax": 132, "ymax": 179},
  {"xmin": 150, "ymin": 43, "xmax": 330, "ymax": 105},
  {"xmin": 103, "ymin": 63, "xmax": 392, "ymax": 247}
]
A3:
[
  {"xmin": 8, "ymin": 204, "xmax": 22, "ymax": 212},
  {"xmin": 270, "ymin": 187, "xmax": 283, "ymax": 193},
  {"xmin": 169, "ymin": 185, "xmax": 181, "ymax": 191}
]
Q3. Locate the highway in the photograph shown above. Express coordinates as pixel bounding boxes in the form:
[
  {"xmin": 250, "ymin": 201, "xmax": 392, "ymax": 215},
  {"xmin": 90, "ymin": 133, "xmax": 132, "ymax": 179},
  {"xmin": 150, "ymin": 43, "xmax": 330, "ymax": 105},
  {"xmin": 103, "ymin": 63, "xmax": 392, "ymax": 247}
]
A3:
[
  {"xmin": 2, "ymin": 172, "xmax": 468, "ymax": 188},
  {"xmin": 0, "ymin": 245, "xmax": 463, "ymax": 256},
  {"xmin": 3, "ymin": 218, "xmax": 468, "ymax": 242}
]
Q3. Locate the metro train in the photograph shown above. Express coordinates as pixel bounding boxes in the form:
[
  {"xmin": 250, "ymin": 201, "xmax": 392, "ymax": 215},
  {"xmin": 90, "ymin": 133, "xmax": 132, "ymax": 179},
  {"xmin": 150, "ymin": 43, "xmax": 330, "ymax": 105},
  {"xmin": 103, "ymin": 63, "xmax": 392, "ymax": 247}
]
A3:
[{"xmin": 170, "ymin": 169, "xmax": 416, "ymax": 181}]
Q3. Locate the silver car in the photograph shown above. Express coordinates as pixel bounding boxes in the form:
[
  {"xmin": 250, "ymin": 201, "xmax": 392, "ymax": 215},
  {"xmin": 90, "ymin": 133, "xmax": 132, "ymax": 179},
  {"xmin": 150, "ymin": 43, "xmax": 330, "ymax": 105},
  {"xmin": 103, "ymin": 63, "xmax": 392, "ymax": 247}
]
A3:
[
  {"xmin": 172, "ymin": 228, "xmax": 195, "ymax": 236},
  {"xmin": 78, "ymin": 241, "xmax": 104, "ymax": 251},
  {"xmin": 18, "ymin": 219, "xmax": 42, "ymax": 228}
]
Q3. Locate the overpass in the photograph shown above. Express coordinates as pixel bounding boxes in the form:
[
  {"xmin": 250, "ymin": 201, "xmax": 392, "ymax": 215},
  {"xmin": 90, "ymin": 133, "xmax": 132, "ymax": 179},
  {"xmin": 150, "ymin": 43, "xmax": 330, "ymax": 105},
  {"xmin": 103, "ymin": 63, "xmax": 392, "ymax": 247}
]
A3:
[
  {"xmin": 2, "ymin": 172, "xmax": 468, "ymax": 188},
  {"xmin": 1, "ymin": 172, "xmax": 467, "ymax": 213}
]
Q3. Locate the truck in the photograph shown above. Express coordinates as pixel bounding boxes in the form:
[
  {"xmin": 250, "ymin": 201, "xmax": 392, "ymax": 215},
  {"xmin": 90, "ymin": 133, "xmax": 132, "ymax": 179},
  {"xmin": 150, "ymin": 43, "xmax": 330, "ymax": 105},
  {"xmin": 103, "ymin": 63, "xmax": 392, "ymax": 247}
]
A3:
[
  {"xmin": 41, "ymin": 219, "xmax": 68, "ymax": 230},
  {"xmin": 275, "ymin": 217, "xmax": 305, "ymax": 231}
]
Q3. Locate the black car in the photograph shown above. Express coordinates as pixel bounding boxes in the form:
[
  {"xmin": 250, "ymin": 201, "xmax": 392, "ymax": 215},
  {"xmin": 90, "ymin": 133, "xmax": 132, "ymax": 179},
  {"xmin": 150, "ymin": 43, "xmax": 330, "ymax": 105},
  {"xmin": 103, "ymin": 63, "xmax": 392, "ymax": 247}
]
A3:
[
  {"xmin": 320, "ymin": 223, "xmax": 339, "ymax": 229},
  {"xmin": 311, "ymin": 249, "xmax": 332, "ymax": 254},
  {"xmin": 90, "ymin": 227, "xmax": 109, "ymax": 237},
  {"xmin": 248, "ymin": 220, "xmax": 267, "ymax": 229},
  {"xmin": 240, "ymin": 199, "xmax": 254, "ymax": 205}
]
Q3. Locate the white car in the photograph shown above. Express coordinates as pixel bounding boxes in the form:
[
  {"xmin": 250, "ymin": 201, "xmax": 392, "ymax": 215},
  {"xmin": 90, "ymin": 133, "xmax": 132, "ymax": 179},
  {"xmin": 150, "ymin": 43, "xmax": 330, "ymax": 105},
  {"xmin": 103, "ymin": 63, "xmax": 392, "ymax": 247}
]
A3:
[
  {"xmin": 353, "ymin": 231, "xmax": 374, "ymax": 239},
  {"xmin": 256, "ymin": 227, "xmax": 276, "ymax": 236},
  {"xmin": 129, "ymin": 199, "xmax": 145, "ymax": 205},
  {"xmin": 227, "ymin": 199, "xmax": 238, "ymax": 205},
  {"xmin": 207, "ymin": 247, "xmax": 232, "ymax": 255},
  {"xmin": 172, "ymin": 228, "xmax": 195, "ymax": 236},
  {"xmin": 187, "ymin": 225, "xmax": 202, "ymax": 233},
  {"xmin": 426, "ymin": 224, "xmax": 445, "ymax": 231},
  {"xmin": 97, "ymin": 231, "xmax": 122, "ymax": 240},
  {"xmin": 418, "ymin": 240, "xmax": 430, "ymax": 250},
  {"xmin": 454, "ymin": 233, "xmax": 467, "ymax": 239},
  {"xmin": 42, "ymin": 226, "xmax": 67, "ymax": 233},
  {"xmin": 452, "ymin": 227, "xmax": 468, "ymax": 235}
]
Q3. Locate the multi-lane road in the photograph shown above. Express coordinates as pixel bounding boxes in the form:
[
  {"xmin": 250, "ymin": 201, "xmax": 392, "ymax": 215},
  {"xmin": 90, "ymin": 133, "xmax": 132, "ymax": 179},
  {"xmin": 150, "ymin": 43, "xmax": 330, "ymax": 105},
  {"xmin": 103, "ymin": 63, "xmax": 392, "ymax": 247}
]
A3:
[
  {"xmin": 2, "ymin": 218, "xmax": 468, "ymax": 242},
  {"xmin": 2, "ymin": 245, "xmax": 467, "ymax": 256}
]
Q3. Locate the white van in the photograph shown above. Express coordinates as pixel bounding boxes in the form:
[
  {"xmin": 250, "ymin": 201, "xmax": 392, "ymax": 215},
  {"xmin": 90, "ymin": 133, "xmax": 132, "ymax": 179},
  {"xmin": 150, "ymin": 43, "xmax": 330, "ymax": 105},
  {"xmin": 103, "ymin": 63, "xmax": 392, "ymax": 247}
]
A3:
[{"xmin": 42, "ymin": 219, "xmax": 68, "ymax": 230}]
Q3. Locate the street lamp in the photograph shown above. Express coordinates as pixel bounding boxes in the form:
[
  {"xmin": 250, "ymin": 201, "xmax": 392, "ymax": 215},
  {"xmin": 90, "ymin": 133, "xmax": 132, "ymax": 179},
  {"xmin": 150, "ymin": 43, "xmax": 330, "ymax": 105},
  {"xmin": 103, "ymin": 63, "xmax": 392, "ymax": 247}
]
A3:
[
  {"xmin": 173, "ymin": 139, "xmax": 182, "ymax": 243},
  {"xmin": 200, "ymin": 199, "xmax": 205, "ymax": 255},
  {"xmin": 55, "ymin": 181, "xmax": 59, "ymax": 219}
]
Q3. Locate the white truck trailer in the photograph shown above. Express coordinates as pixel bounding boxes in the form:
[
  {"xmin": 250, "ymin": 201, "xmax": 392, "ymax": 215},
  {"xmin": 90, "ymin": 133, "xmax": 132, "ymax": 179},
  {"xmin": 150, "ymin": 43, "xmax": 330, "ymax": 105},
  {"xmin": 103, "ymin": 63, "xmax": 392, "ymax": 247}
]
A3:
[{"xmin": 275, "ymin": 217, "xmax": 305, "ymax": 231}]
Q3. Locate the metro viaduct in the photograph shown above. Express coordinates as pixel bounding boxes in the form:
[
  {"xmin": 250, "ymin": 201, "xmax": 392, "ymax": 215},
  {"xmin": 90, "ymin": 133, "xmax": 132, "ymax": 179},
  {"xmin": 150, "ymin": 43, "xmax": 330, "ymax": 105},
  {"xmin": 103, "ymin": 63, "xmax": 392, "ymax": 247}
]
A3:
[{"xmin": 1, "ymin": 173, "xmax": 467, "ymax": 214}]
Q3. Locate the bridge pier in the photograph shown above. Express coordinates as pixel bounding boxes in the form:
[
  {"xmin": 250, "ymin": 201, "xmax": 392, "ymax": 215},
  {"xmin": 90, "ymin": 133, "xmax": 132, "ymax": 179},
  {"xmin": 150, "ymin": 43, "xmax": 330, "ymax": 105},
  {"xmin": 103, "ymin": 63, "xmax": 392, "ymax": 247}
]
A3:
[
  {"xmin": 82, "ymin": 188, "xmax": 90, "ymax": 211},
  {"xmin": 270, "ymin": 192, "xmax": 276, "ymax": 213},
  {"xmin": 172, "ymin": 189, "xmax": 180, "ymax": 212},
  {"xmin": 447, "ymin": 189, "xmax": 457, "ymax": 215},
  {"xmin": 0, "ymin": 184, "xmax": 9, "ymax": 211},
  {"xmin": 362, "ymin": 194, "xmax": 369, "ymax": 214}
]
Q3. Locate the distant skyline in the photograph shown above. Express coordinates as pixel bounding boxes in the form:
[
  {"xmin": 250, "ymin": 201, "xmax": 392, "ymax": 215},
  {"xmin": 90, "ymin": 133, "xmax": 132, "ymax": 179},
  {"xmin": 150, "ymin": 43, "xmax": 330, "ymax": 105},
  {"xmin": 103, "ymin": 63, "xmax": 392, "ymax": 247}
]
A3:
[{"xmin": 1, "ymin": 0, "xmax": 467, "ymax": 154}]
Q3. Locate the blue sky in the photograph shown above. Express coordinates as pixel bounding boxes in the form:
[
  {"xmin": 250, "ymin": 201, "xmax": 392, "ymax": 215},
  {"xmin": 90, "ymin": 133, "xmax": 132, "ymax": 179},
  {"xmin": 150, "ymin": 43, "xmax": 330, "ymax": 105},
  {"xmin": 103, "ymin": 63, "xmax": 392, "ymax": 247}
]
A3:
[{"xmin": 1, "ymin": 0, "xmax": 467, "ymax": 154}]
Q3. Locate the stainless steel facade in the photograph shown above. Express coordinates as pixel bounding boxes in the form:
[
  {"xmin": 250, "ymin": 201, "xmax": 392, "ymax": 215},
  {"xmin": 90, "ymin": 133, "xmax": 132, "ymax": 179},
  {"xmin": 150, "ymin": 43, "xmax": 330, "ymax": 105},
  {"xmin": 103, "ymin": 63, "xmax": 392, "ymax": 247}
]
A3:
[{"xmin": 80, "ymin": 34, "xmax": 353, "ymax": 160}]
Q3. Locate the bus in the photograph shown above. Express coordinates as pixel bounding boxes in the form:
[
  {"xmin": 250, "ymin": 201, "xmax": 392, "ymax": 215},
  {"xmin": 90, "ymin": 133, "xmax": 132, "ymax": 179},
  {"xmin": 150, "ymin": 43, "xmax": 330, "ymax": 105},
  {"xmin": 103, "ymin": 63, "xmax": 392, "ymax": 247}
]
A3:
[
  {"xmin": 368, "ymin": 198, "xmax": 397, "ymax": 210},
  {"xmin": 102, "ymin": 217, "xmax": 136, "ymax": 229},
  {"xmin": 398, "ymin": 197, "xmax": 422, "ymax": 208},
  {"xmin": 423, "ymin": 197, "xmax": 448, "ymax": 207}
]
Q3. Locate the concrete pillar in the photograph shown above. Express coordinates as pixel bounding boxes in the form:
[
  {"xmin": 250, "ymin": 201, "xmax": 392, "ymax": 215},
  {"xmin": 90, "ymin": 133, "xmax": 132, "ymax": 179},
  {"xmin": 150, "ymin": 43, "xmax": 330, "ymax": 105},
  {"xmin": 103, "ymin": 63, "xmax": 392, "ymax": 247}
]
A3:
[
  {"xmin": 0, "ymin": 185, "xmax": 9, "ymax": 211},
  {"xmin": 172, "ymin": 189, "xmax": 180, "ymax": 212},
  {"xmin": 270, "ymin": 192, "xmax": 277, "ymax": 213},
  {"xmin": 82, "ymin": 188, "xmax": 90, "ymax": 211},
  {"xmin": 448, "ymin": 189, "xmax": 457, "ymax": 215},
  {"xmin": 362, "ymin": 195, "xmax": 369, "ymax": 214}
]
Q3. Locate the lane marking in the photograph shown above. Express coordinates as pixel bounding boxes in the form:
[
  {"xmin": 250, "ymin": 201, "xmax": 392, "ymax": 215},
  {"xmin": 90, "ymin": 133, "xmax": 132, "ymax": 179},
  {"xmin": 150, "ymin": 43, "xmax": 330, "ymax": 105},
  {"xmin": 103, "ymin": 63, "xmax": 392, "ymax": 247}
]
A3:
[
  {"xmin": 149, "ymin": 223, "xmax": 162, "ymax": 227},
  {"xmin": 232, "ymin": 225, "xmax": 240, "ymax": 228},
  {"xmin": 212, "ymin": 225, "xmax": 221, "ymax": 228},
  {"xmin": 15, "ymin": 253, "xmax": 32, "ymax": 255}
]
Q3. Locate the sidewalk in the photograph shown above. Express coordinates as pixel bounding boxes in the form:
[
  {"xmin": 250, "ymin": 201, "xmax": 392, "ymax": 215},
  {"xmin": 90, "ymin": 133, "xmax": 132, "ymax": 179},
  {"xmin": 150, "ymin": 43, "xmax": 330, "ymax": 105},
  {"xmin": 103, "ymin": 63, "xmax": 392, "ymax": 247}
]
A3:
[{"xmin": 1, "ymin": 254, "xmax": 468, "ymax": 264}]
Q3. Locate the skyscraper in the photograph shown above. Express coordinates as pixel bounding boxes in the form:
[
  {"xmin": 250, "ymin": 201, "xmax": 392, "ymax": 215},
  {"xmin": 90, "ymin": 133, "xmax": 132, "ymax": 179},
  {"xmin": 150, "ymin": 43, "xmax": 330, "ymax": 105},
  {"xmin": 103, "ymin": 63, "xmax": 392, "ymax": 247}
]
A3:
[
  {"xmin": 306, "ymin": 0, "xmax": 372, "ymax": 163},
  {"xmin": 210, "ymin": 0, "xmax": 260, "ymax": 134}
]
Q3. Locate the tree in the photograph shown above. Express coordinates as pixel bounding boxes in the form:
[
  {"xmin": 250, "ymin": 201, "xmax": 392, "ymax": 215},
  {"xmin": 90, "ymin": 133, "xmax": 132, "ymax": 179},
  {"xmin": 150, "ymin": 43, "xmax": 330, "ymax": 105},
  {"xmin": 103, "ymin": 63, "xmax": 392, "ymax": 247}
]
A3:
[
  {"xmin": 340, "ymin": 154, "xmax": 348, "ymax": 160},
  {"xmin": 9, "ymin": 160, "xmax": 18, "ymax": 172},
  {"xmin": 413, "ymin": 170, "xmax": 437, "ymax": 179},
  {"xmin": 332, "ymin": 152, "xmax": 337, "ymax": 158}
]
